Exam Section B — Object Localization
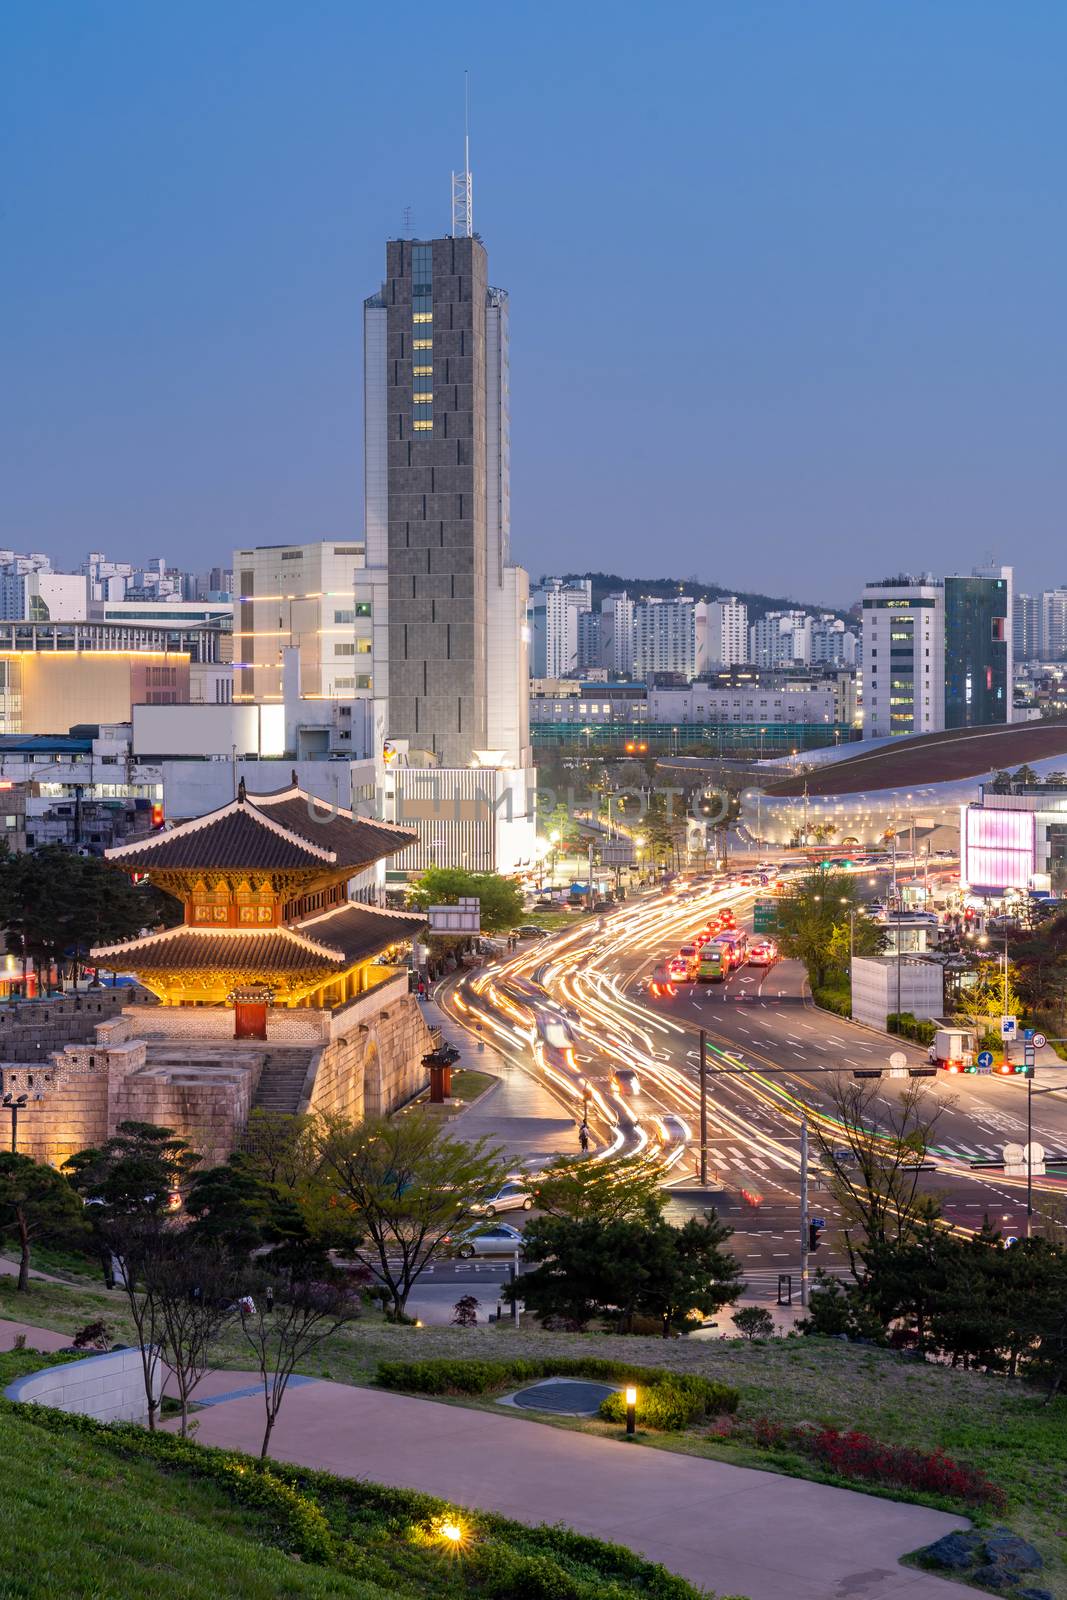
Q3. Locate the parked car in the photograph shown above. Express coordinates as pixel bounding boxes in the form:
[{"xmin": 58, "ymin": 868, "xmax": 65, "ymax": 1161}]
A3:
[
  {"xmin": 450, "ymin": 1222, "xmax": 525, "ymax": 1259},
  {"xmin": 611, "ymin": 1067, "xmax": 641, "ymax": 1096},
  {"xmin": 470, "ymin": 1180, "xmax": 535, "ymax": 1218}
]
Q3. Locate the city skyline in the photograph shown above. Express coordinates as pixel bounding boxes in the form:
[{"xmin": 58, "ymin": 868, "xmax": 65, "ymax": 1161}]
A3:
[{"xmin": 6, "ymin": 3, "xmax": 1067, "ymax": 603}]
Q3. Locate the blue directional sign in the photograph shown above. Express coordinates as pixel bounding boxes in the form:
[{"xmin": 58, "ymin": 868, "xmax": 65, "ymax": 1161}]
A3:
[{"xmin": 977, "ymin": 1050, "xmax": 994, "ymax": 1069}]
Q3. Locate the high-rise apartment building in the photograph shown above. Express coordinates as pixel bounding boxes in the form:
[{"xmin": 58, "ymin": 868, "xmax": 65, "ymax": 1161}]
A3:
[
  {"xmin": 705, "ymin": 596, "xmax": 748, "ymax": 666},
  {"xmin": 1041, "ymin": 589, "xmax": 1067, "ymax": 662},
  {"xmin": 944, "ymin": 568, "xmax": 1012, "ymax": 729},
  {"xmin": 527, "ymin": 578, "xmax": 590, "ymax": 679},
  {"xmin": 862, "ymin": 577, "xmax": 945, "ymax": 738},
  {"xmin": 748, "ymin": 610, "xmax": 812, "ymax": 669},
  {"xmin": 599, "ymin": 592, "xmax": 636, "ymax": 676},
  {"xmin": 633, "ymin": 597, "xmax": 700, "ymax": 679},
  {"xmin": 363, "ymin": 235, "xmax": 529, "ymax": 768},
  {"xmin": 809, "ymin": 614, "xmax": 858, "ymax": 667}
]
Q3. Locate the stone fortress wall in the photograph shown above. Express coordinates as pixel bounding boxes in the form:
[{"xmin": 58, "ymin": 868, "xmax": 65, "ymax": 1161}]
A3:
[{"xmin": 5, "ymin": 974, "xmax": 434, "ymax": 1169}]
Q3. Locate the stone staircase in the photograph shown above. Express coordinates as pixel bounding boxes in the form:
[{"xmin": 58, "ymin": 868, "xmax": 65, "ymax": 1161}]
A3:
[{"xmin": 250, "ymin": 1047, "xmax": 316, "ymax": 1116}]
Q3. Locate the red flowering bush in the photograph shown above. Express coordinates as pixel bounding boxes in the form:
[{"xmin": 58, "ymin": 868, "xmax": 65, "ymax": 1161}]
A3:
[{"xmin": 748, "ymin": 1420, "xmax": 1004, "ymax": 1510}]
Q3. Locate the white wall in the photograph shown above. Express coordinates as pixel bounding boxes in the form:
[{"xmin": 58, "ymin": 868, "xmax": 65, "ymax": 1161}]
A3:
[
  {"xmin": 851, "ymin": 956, "xmax": 944, "ymax": 1030},
  {"xmin": 6, "ymin": 1347, "xmax": 151, "ymax": 1424}
]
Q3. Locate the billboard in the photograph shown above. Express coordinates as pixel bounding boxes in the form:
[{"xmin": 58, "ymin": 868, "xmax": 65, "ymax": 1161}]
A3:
[{"xmin": 961, "ymin": 806, "xmax": 1035, "ymax": 894}]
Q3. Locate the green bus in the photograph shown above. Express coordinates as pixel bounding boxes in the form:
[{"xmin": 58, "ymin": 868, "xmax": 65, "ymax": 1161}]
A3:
[{"xmin": 698, "ymin": 932, "xmax": 748, "ymax": 982}]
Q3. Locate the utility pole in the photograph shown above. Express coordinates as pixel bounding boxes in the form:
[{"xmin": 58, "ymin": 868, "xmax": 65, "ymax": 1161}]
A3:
[
  {"xmin": 698, "ymin": 1028, "xmax": 708, "ymax": 1185},
  {"xmin": 800, "ymin": 1113, "xmax": 810, "ymax": 1307}
]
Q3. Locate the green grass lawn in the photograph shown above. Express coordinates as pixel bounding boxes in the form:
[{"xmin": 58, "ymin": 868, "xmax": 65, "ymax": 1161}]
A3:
[
  {"xmin": 3, "ymin": 1271, "xmax": 1064, "ymax": 1594},
  {"xmin": 445, "ymin": 1068, "xmax": 496, "ymax": 1102},
  {"xmin": 0, "ymin": 1369, "xmax": 709, "ymax": 1600}
]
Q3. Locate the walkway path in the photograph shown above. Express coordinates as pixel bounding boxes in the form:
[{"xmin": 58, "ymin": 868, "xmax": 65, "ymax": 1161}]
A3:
[{"xmin": 185, "ymin": 1377, "xmax": 984, "ymax": 1600}]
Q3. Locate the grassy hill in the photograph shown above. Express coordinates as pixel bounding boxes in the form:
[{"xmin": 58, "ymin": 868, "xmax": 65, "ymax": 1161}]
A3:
[
  {"xmin": 0, "ymin": 1348, "xmax": 708, "ymax": 1600},
  {"xmin": 559, "ymin": 571, "xmax": 855, "ymax": 623}
]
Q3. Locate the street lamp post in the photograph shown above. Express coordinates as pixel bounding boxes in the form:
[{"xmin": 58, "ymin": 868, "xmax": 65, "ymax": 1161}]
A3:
[{"xmin": 1, "ymin": 1092, "xmax": 27, "ymax": 1153}]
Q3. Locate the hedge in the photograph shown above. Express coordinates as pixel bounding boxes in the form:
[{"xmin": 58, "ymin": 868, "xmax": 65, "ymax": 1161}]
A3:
[
  {"xmin": 375, "ymin": 1356, "xmax": 738, "ymax": 1430},
  {"xmin": 812, "ymin": 984, "xmax": 851, "ymax": 1018},
  {"xmin": 887, "ymin": 1012, "xmax": 937, "ymax": 1045}
]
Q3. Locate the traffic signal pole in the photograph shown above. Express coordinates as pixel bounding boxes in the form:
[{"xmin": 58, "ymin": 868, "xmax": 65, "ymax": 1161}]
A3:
[
  {"xmin": 800, "ymin": 1113, "xmax": 809, "ymax": 1307},
  {"xmin": 698, "ymin": 1028, "xmax": 708, "ymax": 1186}
]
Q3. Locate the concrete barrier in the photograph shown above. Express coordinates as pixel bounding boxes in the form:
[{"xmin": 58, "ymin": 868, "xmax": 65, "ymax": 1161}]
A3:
[{"xmin": 5, "ymin": 1347, "xmax": 150, "ymax": 1424}]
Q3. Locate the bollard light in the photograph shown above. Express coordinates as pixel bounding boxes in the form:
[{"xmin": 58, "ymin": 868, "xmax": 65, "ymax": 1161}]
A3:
[{"xmin": 625, "ymin": 1385, "xmax": 637, "ymax": 1436}]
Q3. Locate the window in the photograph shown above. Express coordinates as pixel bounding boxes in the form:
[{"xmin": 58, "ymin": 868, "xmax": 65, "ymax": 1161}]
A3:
[
  {"xmin": 335, "ymin": 643, "xmax": 355, "ymax": 656},
  {"xmin": 411, "ymin": 245, "xmax": 432, "ymax": 431},
  {"xmin": 334, "ymin": 609, "xmax": 354, "ymax": 624},
  {"xmin": 334, "ymin": 677, "xmax": 354, "ymax": 688},
  {"xmin": 355, "ymin": 674, "xmax": 372, "ymax": 690},
  {"xmin": 356, "ymin": 639, "xmax": 372, "ymax": 654},
  {"xmin": 355, "ymin": 601, "xmax": 372, "ymax": 617},
  {"xmin": 332, "ymin": 546, "xmax": 364, "ymax": 556},
  {"xmin": 281, "ymin": 551, "xmax": 302, "ymax": 561}
]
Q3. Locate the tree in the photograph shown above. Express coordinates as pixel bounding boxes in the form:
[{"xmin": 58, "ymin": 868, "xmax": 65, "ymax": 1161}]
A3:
[
  {"xmin": 65, "ymin": 1121, "xmax": 203, "ymax": 1430},
  {"xmin": 151, "ymin": 1238, "xmax": 244, "ymax": 1436},
  {"xmin": 314, "ymin": 1111, "xmax": 510, "ymax": 1318},
  {"xmin": 452, "ymin": 1294, "xmax": 479, "ymax": 1326},
  {"xmin": 813, "ymin": 1077, "xmax": 946, "ymax": 1277},
  {"xmin": 774, "ymin": 869, "xmax": 884, "ymax": 990},
  {"xmin": 512, "ymin": 1210, "xmax": 742, "ymax": 1336},
  {"xmin": 530, "ymin": 1151, "xmax": 667, "ymax": 1225},
  {"xmin": 406, "ymin": 868, "xmax": 523, "ymax": 935},
  {"xmin": 238, "ymin": 1269, "xmax": 363, "ymax": 1460},
  {"xmin": 732, "ymin": 1306, "xmax": 774, "ymax": 1341},
  {"xmin": 0, "ymin": 1152, "xmax": 86, "ymax": 1291}
]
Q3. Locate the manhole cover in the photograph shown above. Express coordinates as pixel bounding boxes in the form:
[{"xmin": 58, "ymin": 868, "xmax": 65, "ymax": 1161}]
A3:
[{"xmin": 507, "ymin": 1378, "xmax": 617, "ymax": 1416}]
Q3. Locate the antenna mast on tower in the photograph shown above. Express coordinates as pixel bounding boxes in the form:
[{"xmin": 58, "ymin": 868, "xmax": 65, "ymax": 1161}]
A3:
[{"xmin": 451, "ymin": 70, "xmax": 473, "ymax": 238}]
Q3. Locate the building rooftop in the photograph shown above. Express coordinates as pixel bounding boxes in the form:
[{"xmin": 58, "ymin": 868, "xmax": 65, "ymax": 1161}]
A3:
[
  {"xmin": 105, "ymin": 781, "xmax": 416, "ymax": 874},
  {"xmin": 763, "ymin": 719, "xmax": 1067, "ymax": 797}
]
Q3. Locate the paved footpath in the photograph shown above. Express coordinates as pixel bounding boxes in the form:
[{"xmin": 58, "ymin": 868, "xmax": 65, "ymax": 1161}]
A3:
[{"xmin": 185, "ymin": 1377, "xmax": 985, "ymax": 1600}]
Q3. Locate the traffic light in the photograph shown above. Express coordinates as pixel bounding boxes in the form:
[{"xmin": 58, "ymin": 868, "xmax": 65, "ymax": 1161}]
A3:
[
  {"xmin": 151, "ymin": 803, "xmax": 165, "ymax": 829},
  {"xmin": 808, "ymin": 1219, "xmax": 824, "ymax": 1253}
]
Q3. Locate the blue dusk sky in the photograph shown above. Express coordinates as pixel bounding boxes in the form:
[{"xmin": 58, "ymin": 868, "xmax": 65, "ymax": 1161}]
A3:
[{"xmin": 4, "ymin": 1, "xmax": 1066, "ymax": 605}]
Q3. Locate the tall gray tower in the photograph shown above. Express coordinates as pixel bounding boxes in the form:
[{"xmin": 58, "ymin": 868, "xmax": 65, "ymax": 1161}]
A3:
[{"xmin": 364, "ymin": 232, "xmax": 529, "ymax": 770}]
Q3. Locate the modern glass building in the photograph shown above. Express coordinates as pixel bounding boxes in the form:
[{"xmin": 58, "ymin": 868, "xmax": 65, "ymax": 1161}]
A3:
[{"xmin": 944, "ymin": 571, "xmax": 1011, "ymax": 729}]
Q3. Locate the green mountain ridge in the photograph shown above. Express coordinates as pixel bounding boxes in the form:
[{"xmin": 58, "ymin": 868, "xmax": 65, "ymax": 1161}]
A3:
[{"xmin": 559, "ymin": 572, "xmax": 855, "ymax": 624}]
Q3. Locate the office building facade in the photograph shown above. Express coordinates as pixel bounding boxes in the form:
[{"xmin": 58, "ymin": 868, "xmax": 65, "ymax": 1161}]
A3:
[
  {"xmin": 862, "ymin": 577, "xmax": 945, "ymax": 738},
  {"xmin": 944, "ymin": 569, "xmax": 1012, "ymax": 729},
  {"xmin": 363, "ymin": 235, "xmax": 529, "ymax": 770}
]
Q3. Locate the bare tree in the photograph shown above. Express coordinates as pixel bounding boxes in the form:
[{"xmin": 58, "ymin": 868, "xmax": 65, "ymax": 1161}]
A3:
[
  {"xmin": 238, "ymin": 1271, "xmax": 362, "ymax": 1460},
  {"xmin": 151, "ymin": 1240, "xmax": 243, "ymax": 1437},
  {"xmin": 814, "ymin": 1077, "xmax": 948, "ymax": 1278}
]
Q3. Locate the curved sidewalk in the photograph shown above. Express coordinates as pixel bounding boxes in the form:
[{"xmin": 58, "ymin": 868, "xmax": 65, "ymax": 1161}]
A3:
[{"xmin": 186, "ymin": 1377, "xmax": 984, "ymax": 1600}]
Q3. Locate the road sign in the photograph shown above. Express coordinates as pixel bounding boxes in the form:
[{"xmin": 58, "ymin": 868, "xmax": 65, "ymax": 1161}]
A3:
[
  {"xmin": 1000, "ymin": 1015, "xmax": 1017, "ymax": 1041},
  {"xmin": 1032, "ymin": 1032, "xmax": 1047, "ymax": 1049},
  {"xmin": 1024, "ymin": 1028, "xmax": 1034, "ymax": 1041},
  {"xmin": 1003, "ymin": 1141, "xmax": 1046, "ymax": 1177},
  {"xmin": 977, "ymin": 1050, "xmax": 994, "ymax": 1069},
  {"xmin": 429, "ymin": 897, "xmax": 481, "ymax": 933},
  {"xmin": 753, "ymin": 899, "xmax": 778, "ymax": 933}
]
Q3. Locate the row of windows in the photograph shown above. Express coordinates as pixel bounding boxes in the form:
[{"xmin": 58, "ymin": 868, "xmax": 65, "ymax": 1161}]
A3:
[
  {"xmin": 334, "ymin": 640, "xmax": 372, "ymax": 656},
  {"xmin": 412, "ymin": 248, "xmax": 432, "ymax": 433},
  {"xmin": 332, "ymin": 674, "xmax": 372, "ymax": 691}
]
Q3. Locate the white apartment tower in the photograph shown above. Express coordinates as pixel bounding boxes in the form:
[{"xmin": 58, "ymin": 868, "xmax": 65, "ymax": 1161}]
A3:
[
  {"xmin": 705, "ymin": 596, "xmax": 748, "ymax": 667},
  {"xmin": 862, "ymin": 576, "xmax": 945, "ymax": 738}
]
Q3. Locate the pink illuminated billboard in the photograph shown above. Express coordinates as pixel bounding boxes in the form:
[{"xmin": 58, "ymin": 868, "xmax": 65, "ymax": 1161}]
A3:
[{"xmin": 962, "ymin": 806, "xmax": 1035, "ymax": 893}]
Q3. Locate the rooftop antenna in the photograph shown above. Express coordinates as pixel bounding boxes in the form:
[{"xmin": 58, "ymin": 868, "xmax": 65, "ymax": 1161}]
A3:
[
  {"xmin": 451, "ymin": 70, "xmax": 473, "ymax": 239},
  {"xmin": 402, "ymin": 205, "xmax": 413, "ymax": 238}
]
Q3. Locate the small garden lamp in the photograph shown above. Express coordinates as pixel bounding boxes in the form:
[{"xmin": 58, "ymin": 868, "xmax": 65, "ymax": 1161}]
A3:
[{"xmin": 625, "ymin": 1385, "xmax": 637, "ymax": 1436}]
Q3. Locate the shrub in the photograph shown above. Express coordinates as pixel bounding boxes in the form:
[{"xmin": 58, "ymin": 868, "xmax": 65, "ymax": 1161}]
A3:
[
  {"xmin": 886, "ymin": 1012, "xmax": 937, "ymax": 1045},
  {"xmin": 598, "ymin": 1374, "xmax": 736, "ymax": 1431},
  {"xmin": 812, "ymin": 984, "xmax": 851, "ymax": 1018},
  {"xmin": 375, "ymin": 1355, "xmax": 739, "ymax": 1425},
  {"xmin": 748, "ymin": 1419, "xmax": 1004, "ymax": 1509}
]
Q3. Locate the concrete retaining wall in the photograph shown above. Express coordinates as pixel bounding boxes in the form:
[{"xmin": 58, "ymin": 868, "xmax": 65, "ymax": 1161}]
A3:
[{"xmin": 5, "ymin": 1347, "xmax": 150, "ymax": 1423}]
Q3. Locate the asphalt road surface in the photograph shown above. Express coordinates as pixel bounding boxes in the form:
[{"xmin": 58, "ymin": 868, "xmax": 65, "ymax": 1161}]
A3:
[{"xmin": 437, "ymin": 876, "xmax": 1067, "ymax": 1303}]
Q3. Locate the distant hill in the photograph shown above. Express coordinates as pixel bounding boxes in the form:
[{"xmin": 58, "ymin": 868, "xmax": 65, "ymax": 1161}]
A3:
[{"xmin": 559, "ymin": 572, "xmax": 855, "ymax": 624}]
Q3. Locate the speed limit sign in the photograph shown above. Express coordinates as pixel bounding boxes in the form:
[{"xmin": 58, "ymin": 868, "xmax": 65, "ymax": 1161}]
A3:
[{"xmin": 1032, "ymin": 1033, "xmax": 1047, "ymax": 1049}]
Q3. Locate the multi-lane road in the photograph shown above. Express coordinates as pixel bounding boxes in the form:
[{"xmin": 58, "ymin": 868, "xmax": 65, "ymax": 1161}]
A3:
[{"xmin": 439, "ymin": 878, "xmax": 1067, "ymax": 1304}]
